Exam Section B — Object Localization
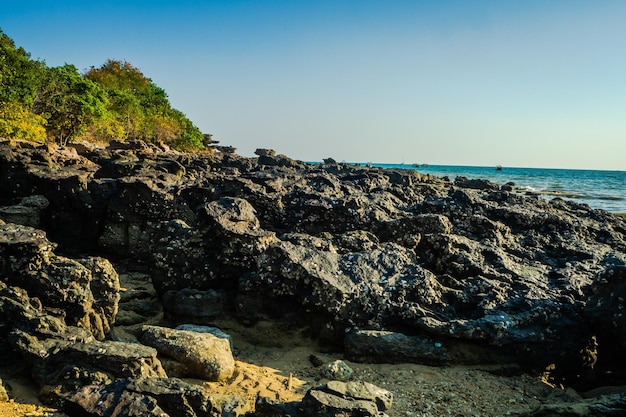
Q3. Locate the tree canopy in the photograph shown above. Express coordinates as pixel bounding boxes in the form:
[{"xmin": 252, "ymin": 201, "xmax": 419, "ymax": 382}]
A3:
[
  {"xmin": 0, "ymin": 29, "xmax": 44, "ymax": 106},
  {"xmin": 0, "ymin": 29, "xmax": 205, "ymax": 150}
]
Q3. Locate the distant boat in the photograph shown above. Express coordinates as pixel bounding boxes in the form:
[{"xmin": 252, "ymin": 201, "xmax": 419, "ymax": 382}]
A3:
[{"xmin": 496, "ymin": 165, "xmax": 502, "ymax": 171}]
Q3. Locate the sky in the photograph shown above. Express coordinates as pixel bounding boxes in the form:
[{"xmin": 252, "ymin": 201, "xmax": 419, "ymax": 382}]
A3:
[{"xmin": 2, "ymin": 0, "xmax": 626, "ymax": 170}]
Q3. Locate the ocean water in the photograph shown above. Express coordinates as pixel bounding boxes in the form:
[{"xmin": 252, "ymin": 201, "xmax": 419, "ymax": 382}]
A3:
[{"xmin": 358, "ymin": 163, "xmax": 626, "ymax": 213}]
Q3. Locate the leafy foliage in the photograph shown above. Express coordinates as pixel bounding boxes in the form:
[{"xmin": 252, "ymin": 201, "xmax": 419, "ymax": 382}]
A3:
[
  {"xmin": 85, "ymin": 59, "xmax": 204, "ymax": 149},
  {"xmin": 0, "ymin": 29, "xmax": 205, "ymax": 150},
  {"xmin": 33, "ymin": 64, "xmax": 109, "ymax": 144},
  {"xmin": 0, "ymin": 102, "xmax": 47, "ymax": 141},
  {"xmin": 0, "ymin": 29, "xmax": 44, "ymax": 106}
]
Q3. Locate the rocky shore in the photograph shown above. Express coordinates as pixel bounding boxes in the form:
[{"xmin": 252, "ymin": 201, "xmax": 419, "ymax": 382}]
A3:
[{"xmin": 0, "ymin": 138, "xmax": 625, "ymax": 416}]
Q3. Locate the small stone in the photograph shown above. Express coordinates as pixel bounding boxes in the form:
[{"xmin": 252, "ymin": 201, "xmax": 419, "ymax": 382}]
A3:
[{"xmin": 320, "ymin": 360, "xmax": 354, "ymax": 381}]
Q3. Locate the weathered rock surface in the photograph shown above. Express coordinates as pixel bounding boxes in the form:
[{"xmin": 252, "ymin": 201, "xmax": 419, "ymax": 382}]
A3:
[
  {"xmin": 1, "ymin": 139, "xmax": 626, "ymax": 391},
  {"xmin": 161, "ymin": 288, "xmax": 227, "ymax": 320},
  {"xmin": 0, "ymin": 194, "xmax": 49, "ymax": 227},
  {"xmin": 115, "ymin": 272, "xmax": 162, "ymax": 326},
  {"xmin": 0, "ymin": 255, "xmax": 165, "ymax": 404},
  {"xmin": 0, "ymin": 219, "xmax": 170, "ymax": 403},
  {"xmin": 301, "ymin": 380, "xmax": 393, "ymax": 417},
  {"xmin": 523, "ymin": 393, "xmax": 626, "ymax": 416},
  {"xmin": 0, "ymin": 223, "xmax": 120, "ymax": 340},
  {"xmin": 63, "ymin": 377, "xmax": 246, "ymax": 417},
  {"xmin": 319, "ymin": 360, "xmax": 355, "ymax": 382},
  {"xmin": 344, "ymin": 329, "xmax": 448, "ymax": 365},
  {"xmin": 139, "ymin": 325, "xmax": 235, "ymax": 381}
]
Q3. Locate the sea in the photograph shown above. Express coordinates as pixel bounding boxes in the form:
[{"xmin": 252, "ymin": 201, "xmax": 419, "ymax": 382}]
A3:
[{"xmin": 348, "ymin": 163, "xmax": 626, "ymax": 213}]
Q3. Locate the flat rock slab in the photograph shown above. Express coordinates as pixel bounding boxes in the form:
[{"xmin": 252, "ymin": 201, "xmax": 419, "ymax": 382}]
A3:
[
  {"xmin": 301, "ymin": 380, "xmax": 393, "ymax": 417},
  {"xmin": 344, "ymin": 329, "xmax": 447, "ymax": 365},
  {"xmin": 140, "ymin": 325, "xmax": 235, "ymax": 382},
  {"xmin": 524, "ymin": 392, "xmax": 626, "ymax": 416},
  {"xmin": 63, "ymin": 377, "xmax": 245, "ymax": 417},
  {"xmin": 26, "ymin": 337, "xmax": 167, "ymax": 386}
]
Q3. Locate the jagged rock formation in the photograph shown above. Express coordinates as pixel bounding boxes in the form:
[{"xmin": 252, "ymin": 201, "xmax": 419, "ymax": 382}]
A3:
[
  {"xmin": 0, "ymin": 223, "xmax": 119, "ymax": 341},
  {"xmin": 1, "ymin": 139, "xmax": 626, "ymax": 415}
]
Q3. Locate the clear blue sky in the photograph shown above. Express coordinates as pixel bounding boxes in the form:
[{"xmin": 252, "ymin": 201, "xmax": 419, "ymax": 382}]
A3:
[{"xmin": 3, "ymin": 0, "xmax": 626, "ymax": 170}]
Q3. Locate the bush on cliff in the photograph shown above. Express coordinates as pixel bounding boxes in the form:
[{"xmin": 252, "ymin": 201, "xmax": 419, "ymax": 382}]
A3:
[
  {"xmin": 0, "ymin": 102, "xmax": 47, "ymax": 141},
  {"xmin": 84, "ymin": 59, "xmax": 204, "ymax": 149}
]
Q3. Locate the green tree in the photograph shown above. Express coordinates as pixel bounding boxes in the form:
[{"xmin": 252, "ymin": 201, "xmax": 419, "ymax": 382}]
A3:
[
  {"xmin": 1, "ymin": 28, "xmax": 47, "ymax": 142},
  {"xmin": 85, "ymin": 59, "xmax": 204, "ymax": 150},
  {"xmin": 86, "ymin": 60, "xmax": 157, "ymax": 141},
  {"xmin": 169, "ymin": 109, "xmax": 204, "ymax": 150},
  {"xmin": 0, "ymin": 28, "xmax": 45, "ymax": 106},
  {"xmin": 33, "ymin": 64, "xmax": 108, "ymax": 144},
  {"xmin": 86, "ymin": 59, "xmax": 152, "ymax": 93}
]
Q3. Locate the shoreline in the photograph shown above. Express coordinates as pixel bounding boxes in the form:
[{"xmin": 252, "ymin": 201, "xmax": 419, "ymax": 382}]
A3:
[{"xmin": 336, "ymin": 161, "xmax": 626, "ymax": 213}]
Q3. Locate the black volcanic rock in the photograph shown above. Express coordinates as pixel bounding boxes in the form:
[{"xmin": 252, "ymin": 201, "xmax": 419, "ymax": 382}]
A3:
[
  {"xmin": 63, "ymin": 377, "xmax": 246, "ymax": 417},
  {"xmin": 0, "ymin": 223, "xmax": 120, "ymax": 340},
  {"xmin": 1, "ymin": 139, "xmax": 625, "ymax": 390}
]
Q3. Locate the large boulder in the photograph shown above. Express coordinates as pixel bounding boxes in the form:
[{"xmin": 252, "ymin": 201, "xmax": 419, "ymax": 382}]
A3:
[
  {"xmin": 139, "ymin": 325, "xmax": 235, "ymax": 382},
  {"xmin": 23, "ymin": 335, "xmax": 167, "ymax": 393},
  {"xmin": 150, "ymin": 197, "xmax": 277, "ymax": 295},
  {"xmin": 0, "ymin": 223, "xmax": 120, "ymax": 340},
  {"xmin": 2, "ymin": 283, "xmax": 165, "ymax": 400},
  {"xmin": 238, "ymin": 233, "xmax": 445, "ymax": 331},
  {"xmin": 63, "ymin": 377, "xmax": 246, "ymax": 417}
]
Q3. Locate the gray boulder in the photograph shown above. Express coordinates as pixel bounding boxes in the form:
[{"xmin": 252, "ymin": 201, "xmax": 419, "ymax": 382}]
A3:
[
  {"xmin": 238, "ymin": 234, "xmax": 447, "ymax": 341},
  {"xmin": 175, "ymin": 324, "xmax": 233, "ymax": 350},
  {"xmin": 150, "ymin": 197, "xmax": 278, "ymax": 295},
  {"xmin": 301, "ymin": 380, "xmax": 393, "ymax": 417},
  {"xmin": 139, "ymin": 325, "xmax": 235, "ymax": 381}
]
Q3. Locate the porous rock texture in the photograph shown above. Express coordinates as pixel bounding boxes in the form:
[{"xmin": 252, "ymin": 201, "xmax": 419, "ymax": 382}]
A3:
[
  {"xmin": 62, "ymin": 377, "xmax": 246, "ymax": 417},
  {"xmin": 1, "ymin": 139, "xmax": 626, "ymax": 416}
]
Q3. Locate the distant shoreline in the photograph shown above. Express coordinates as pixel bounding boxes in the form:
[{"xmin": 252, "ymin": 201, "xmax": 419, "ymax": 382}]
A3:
[{"xmin": 312, "ymin": 161, "xmax": 626, "ymax": 213}]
